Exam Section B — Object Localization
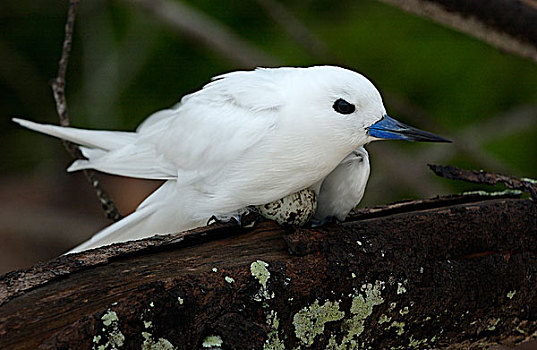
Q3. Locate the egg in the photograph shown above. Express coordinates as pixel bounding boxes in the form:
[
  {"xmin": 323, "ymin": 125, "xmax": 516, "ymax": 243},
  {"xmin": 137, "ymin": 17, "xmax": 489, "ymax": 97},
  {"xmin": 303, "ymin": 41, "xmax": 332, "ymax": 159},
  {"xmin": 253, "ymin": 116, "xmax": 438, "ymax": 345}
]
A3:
[{"xmin": 255, "ymin": 188, "xmax": 317, "ymax": 226}]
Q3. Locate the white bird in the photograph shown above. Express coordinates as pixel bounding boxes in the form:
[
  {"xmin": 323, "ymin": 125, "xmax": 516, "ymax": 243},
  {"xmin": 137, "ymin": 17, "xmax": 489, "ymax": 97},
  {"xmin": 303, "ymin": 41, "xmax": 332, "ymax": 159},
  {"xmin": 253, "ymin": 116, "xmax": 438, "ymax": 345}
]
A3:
[
  {"xmin": 314, "ymin": 146, "xmax": 370, "ymax": 222},
  {"xmin": 13, "ymin": 65, "xmax": 449, "ymax": 253}
]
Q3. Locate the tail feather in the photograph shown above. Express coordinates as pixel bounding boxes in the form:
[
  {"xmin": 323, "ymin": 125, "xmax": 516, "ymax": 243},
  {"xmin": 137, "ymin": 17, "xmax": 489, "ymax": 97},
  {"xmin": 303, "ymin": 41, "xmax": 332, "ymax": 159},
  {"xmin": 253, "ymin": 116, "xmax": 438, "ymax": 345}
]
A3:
[
  {"xmin": 14, "ymin": 118, "xmax": 176, "ymax": 180},
  {"xmin": 66, "ymin": 204, "xmax": 159, "ymax": 254},
  {"xmin": 12, "ymin": 118, "xmax": 136, "ymax": 150},
  {"xmin": 66, "ymin": 181, "xmax": 204, "ymax": 253}
]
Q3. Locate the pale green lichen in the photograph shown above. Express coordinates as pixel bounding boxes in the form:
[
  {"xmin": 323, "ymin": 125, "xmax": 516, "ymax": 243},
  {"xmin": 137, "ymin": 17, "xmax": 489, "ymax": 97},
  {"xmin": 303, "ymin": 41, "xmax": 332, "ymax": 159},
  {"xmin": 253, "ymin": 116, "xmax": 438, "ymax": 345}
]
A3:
[
  {"xmin": 350, "ymin": 281, "xmax": 385, "ymax": 320},
  {"xmin": 202, "ymin": 335, "xmax": 223, "ymax": 348},
  {"xmin": 212, "ymin": 267, "xmax": 218, "ymax": 273},
  {"xmin": 515, "ymin": 326, "xmax": 526, "ymax": 335},
  {"xmin": 177, "ymin": 297, "xmax": 184, "ymax": 305},
  {"xmin": 264, "ymin": 310, "xmax": 284, "ymax": 350},
  {"xmin": 142, "ymin": 331, "xmax": 176, "ymax": 350},
  {"xmin": 351, "ymin": 272, "xmax": 357, "ymax": 279},
  {"xmin": 293, "ymin": 300, "xmax": 345, "ymax": 346},
  {"xmin": 346, "ymin": 282, "xmax": 385, "ymax": 338},
  {"xmin": 93, "ymin": 309, "xmax": 125, "ymax": 350},
  {"xmin": 140, "ymin": 306, "xmax": 175, "ymax": 349},
  {"xmin": 378, "ymin": 314, "xmax": 391, "ymax": 324},
  {"xmin": 361, "ymin": 281, "xmax": 385, "ymax": 305},
  {"xmin": 326, "ymin": 333, "xmax": 359, "ymax": 350},
  {"xmin": 396, "ymin": 283, "xmax": 407, "ymax": 295},
  {"xmin": 507, "ymin": 290, "xmax": 516, "ymax": 299},
  {"xmin": 399, "ymin": 307, "xmax": 409, "ymax": 316},
  {"xmin": 487, "ymin": 318, "xmax": 500, "ymax": 331},
  {"xmin": 388, "ymin": 302, "xmax": 397, "ymax": 311},
  {"xmin": 251, "ymin": 260, "xmax": 270, "ymax": 288},
  {"xmin": 102, "ymin": 310, "xmax": 119, "ymax": 327},
  {"xmin": 462, "ymin": 189, "xmax": 523, "ymax": 196},
  {"xmin": 326, "ymin": 280, "xmax": 385, "ymax": 349},
  {"xmin": 409, "ymin": 336, "xmax": 428, "ymax": 348},
  {"xmin": 224, "ymin": 276, "xmax": 235, "ymax": 284},
  {"xmin": 250, "ymin": 260, "xmax": 274, "ymax": 300},
  {"xmin": 522, "ymin": 177, "xmax": 537, "ymax": 184},
  {"xmin": 388, "ymin": 321, "xmax": 405, "ymax": 336}
]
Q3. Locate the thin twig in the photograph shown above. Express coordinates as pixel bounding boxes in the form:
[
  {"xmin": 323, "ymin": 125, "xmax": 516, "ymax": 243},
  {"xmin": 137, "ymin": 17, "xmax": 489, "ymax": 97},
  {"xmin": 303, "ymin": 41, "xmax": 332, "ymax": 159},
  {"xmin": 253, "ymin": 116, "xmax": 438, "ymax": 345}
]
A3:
[
  {"xmin": 429, "ymin": 164, "xmax": 537, "ymax": 201},
  {"xmin": 51, "ymin": 0, "xmax": 122, "ymax": 222}
]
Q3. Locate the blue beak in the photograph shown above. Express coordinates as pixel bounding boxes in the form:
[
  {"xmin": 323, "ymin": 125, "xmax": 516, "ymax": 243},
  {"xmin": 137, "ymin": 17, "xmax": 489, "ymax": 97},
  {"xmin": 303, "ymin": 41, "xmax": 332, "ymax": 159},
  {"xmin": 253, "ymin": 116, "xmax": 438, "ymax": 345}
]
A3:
[{"xmin": 368, "ymin": 115, "xmax": 451, "ymax": 142}]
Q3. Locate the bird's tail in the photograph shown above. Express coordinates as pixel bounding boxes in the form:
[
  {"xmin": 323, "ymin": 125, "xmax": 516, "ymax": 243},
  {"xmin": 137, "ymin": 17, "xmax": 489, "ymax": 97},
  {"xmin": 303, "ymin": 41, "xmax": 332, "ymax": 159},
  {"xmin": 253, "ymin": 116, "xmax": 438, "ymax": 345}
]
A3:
[
  {"xmin": 13, "ymin": 118, "xmax": 176, "ymax": 180},
  {"xmin": 66, "ymin": 203, "xmax": 155, "ymax": 254},
  {"xmin": 66, "ymin": 181, "xmax": 203, "ymax": 254},
  {"xmin": 12, "ymin": 118, "xmax": 136, "ymax": 151}
]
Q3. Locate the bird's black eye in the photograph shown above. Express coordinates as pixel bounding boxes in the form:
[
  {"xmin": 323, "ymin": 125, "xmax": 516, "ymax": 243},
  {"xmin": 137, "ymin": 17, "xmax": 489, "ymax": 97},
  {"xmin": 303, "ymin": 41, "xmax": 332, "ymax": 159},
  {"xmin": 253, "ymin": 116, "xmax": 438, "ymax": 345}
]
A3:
[{"xmin": 333, "ymin": 98, "xmax": 355, "ymax": 114}]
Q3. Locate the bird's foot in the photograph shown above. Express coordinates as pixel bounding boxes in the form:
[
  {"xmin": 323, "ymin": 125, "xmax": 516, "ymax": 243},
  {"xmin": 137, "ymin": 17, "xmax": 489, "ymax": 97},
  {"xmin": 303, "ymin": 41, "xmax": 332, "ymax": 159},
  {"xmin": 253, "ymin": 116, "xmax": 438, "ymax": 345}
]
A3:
[
  {"xmin": 207, "ymin": 207, "xmax": 261, "ymax": 228},
  {"xmin": 207, "ymin": 214, "xmax": 241, "ymax": 226}
]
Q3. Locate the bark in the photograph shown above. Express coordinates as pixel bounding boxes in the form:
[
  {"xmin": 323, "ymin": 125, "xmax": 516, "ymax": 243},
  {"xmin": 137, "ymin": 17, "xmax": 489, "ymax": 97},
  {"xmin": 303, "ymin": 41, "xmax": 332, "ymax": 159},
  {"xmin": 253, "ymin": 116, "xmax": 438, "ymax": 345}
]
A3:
[{"xmin": 1, "ymin": 193, "xmax": 536, "ymax": 349}]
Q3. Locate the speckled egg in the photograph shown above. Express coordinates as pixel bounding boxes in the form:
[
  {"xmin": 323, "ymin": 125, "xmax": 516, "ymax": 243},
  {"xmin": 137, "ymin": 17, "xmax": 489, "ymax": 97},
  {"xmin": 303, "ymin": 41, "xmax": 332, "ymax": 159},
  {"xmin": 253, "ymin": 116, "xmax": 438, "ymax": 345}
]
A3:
[{"xmin": 255, "ymin": 188, "xmax": 317, "ymax": 226}]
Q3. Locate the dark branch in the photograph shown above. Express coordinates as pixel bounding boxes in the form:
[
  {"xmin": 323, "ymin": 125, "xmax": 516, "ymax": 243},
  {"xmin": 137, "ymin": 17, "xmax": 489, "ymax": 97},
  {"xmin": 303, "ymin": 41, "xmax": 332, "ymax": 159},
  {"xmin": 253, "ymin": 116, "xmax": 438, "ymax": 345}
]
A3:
[
  {"xmin": 51, "ymin": 0, "xmax": 122, "ymax": 222},
  {"xmin": 429, "ymin": 164, "xmax": 537, "ymax": 200},
  {"xmin": 378, "ymin": 0, "xmax": 537, "ymax": 63},
  {"xmin": 1, "ymin": 194, "xmax": 536, "ymax": 349}
]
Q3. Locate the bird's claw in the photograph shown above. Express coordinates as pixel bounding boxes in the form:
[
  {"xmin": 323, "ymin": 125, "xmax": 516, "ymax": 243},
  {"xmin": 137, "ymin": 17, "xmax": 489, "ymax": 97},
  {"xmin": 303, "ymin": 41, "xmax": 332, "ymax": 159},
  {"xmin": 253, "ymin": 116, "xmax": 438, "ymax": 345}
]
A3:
[
  {"xmin": 207, "ymin": 207, "xmax": 261, "ymax": 228},
  {"xmin": 207, "ymin": 214, "xmax": 241, "ymax": 226}
]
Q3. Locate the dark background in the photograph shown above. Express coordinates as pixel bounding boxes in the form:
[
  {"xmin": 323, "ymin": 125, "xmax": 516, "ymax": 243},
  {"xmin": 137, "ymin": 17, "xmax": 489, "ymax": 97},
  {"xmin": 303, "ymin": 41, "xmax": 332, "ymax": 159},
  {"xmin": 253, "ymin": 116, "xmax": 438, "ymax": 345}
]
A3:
[{"xmin": 1, "ymin": 0, "xmax": 536, "ymax": 273}]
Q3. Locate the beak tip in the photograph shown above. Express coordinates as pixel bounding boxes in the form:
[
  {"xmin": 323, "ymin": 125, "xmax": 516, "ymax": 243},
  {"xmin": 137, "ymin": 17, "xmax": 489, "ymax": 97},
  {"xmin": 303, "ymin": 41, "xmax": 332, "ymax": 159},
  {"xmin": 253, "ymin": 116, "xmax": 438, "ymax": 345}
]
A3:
[{"xmin": 369, "ymin": 115, "xmax": 451, "ymax": 143}]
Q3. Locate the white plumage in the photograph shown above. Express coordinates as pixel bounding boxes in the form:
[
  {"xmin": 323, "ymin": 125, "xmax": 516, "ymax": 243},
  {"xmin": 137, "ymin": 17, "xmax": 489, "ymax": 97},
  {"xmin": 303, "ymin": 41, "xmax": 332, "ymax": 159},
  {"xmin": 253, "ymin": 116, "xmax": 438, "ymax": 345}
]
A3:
[
  {"xmin": 14, "ymin": 65, "xmax": 448, "ymax": 253},
  {"xmin": 315, "ymin": 146, "xmax": 370, "ymax": 222}
]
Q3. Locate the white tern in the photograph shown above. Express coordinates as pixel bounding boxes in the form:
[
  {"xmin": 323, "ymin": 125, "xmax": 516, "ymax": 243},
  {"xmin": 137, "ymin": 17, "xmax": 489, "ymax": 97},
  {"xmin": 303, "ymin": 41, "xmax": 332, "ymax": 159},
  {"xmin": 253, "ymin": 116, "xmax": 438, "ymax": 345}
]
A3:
[{"xmin": 13, "ymin": 65, "xmax": 449, "ymax": 253}]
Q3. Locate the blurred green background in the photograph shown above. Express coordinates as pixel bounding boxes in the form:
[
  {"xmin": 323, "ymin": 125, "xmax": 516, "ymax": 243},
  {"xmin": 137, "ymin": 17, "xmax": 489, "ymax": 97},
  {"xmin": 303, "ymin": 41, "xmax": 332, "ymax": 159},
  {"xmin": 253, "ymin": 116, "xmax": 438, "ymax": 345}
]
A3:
[{"xmin": 1, "ymin": 0, "xmax": 536, "ymax": 271}]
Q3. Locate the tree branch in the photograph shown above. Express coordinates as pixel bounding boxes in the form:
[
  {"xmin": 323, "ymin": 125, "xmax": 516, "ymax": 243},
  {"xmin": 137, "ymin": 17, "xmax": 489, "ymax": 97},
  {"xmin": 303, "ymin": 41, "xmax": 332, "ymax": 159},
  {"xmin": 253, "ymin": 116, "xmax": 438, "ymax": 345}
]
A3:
[
  {"xmin": 1, "ymin": 193, "xmax": 536, "ymax": 349},
  {"xmin": 51, "ymin": 0, "xmax": 122, "ymax": 222},
  {"xmin": 377, "ymin": 0, "xmax": 537, "ymax": 63},
  {"xmin": 429, "ymin": 164, "xmax": 537, "ymax": 200}
]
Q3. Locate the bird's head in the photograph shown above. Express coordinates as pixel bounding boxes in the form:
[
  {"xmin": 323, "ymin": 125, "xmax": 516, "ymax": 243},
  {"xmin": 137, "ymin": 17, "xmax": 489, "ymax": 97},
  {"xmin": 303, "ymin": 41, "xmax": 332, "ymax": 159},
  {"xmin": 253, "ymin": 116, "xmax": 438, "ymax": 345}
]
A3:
[
  {"xmin": 201, "ymin": 66, "xmax": 450, "ymax": 149},
  {"xmin": 279, "ymin": 66, "xmax": 451, "ymax": 147}
]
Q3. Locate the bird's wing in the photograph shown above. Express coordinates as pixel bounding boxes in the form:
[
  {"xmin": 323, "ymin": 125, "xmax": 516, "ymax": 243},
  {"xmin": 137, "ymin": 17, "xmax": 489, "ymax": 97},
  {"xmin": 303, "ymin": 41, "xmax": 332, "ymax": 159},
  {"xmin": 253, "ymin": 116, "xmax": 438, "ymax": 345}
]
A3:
[
  {"xmin": 149, "ymin": 100, "xmax": 279, "ymax": 184},
  {"xmin": 72, "ymin": 95, "xmax": 281, "ymax": 183},
  {"xmin": 120, "ymin": 69, "xmax": 286, "ymax": 183},
  {"xmin": 17, "ymin": 68, "xmax": 285, "ymax": 182},
  {"xmin": 65, "ymin": 104, "xmax": 277, "ymax": 181}
]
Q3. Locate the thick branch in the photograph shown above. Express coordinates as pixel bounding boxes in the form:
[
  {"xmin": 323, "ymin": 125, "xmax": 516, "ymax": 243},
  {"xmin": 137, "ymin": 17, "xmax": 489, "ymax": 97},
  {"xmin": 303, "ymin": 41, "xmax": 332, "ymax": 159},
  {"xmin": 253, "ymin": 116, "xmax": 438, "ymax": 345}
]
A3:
[
  {"xmin": 377, "ymin": 0, "xmax": 537, "ymax": 63},
  {"xmin": 1, "ymin": 195, "xmax": 536, "ymax": 349}
]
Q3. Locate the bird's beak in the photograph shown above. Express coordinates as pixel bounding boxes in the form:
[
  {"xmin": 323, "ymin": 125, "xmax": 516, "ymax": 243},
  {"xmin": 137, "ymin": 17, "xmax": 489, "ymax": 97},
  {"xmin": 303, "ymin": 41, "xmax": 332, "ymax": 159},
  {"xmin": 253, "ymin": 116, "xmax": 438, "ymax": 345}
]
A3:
[{"xmin": 368, "ymin": 115, "xmax": 451, "ymax": 142}]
